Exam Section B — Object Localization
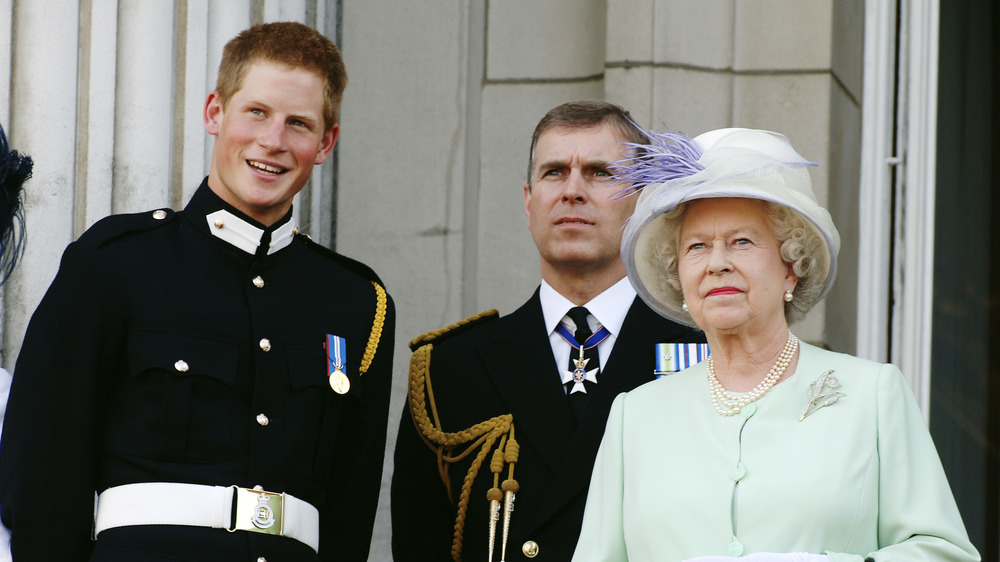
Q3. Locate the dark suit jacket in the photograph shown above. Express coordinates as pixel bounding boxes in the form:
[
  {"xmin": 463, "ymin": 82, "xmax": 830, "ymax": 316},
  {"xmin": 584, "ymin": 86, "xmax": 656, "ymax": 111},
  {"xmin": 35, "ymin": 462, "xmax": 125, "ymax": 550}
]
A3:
[{"xmin": 391, "ymin": 289, "xmax": 703, "ymax": 561}]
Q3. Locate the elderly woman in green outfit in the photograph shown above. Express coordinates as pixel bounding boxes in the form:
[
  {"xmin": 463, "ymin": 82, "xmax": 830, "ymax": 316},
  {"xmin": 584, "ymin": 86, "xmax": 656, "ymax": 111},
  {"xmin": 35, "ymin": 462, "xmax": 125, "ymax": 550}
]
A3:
[{"xmin": 571, "ymin": 127, "xmax": 979, "ymax": 561}]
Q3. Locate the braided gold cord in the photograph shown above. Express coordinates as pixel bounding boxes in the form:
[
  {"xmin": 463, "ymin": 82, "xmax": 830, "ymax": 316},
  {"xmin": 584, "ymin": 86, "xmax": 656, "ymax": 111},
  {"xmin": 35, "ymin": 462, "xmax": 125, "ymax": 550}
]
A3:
[
  {"xmin": 406, "ymin": 315, "xmax": 518, "ymax": 562},
  {"xmin": 452, "ymin": 424, "xmax": 508, "ymax": 561},
  {"xmin": 359, "ymin": 281, "xmax": 387, "ymax": 375}
]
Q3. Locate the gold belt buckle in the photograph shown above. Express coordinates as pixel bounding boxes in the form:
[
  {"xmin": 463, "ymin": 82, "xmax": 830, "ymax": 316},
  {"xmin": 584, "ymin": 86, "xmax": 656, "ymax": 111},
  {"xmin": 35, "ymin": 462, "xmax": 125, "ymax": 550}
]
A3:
[{"xmin": 230, "ymin": 486, "xmax": 285, "ymax": 537}]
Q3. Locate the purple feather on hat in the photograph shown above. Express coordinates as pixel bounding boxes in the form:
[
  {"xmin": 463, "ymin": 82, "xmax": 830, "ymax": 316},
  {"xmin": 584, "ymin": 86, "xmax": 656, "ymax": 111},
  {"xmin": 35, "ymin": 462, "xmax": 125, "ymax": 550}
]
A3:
[
  {"xmin": 0, "ymin": 123, "xmax": 31, "ymax": 285},
  {"xmin": 611, "ymin": 127, "xmax": 704, "ymax": 199}
]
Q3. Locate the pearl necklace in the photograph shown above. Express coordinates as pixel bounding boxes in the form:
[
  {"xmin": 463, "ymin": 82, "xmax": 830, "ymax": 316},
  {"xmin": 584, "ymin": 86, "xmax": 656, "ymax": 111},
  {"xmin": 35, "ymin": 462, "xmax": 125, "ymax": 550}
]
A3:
[{"xmin": 707, "ymin": 330, "xmax": 798, "ymax": 416}]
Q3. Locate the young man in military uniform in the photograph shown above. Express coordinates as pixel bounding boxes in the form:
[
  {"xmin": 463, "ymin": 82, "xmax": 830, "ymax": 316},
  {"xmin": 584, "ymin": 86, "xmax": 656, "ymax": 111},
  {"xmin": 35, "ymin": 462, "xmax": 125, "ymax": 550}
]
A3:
[
  {"xmin": 0, "ymin": 22, "xmax": 394, "ymax": 561},
  {"xmin": 391, "ymin": 101, "xmax": 705, "ymax": 561}
]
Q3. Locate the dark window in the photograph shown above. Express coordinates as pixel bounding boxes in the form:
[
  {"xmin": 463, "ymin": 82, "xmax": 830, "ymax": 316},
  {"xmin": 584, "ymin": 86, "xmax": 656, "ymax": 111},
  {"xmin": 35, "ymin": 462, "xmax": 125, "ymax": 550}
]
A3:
[{"xmin": 932, "ymin": 0, "xmax": 998, "ymax": 556}]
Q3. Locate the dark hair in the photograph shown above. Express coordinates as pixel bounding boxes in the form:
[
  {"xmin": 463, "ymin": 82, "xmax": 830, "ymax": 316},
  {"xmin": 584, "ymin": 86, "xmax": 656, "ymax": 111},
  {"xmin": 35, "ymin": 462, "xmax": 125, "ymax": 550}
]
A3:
[
  {"xmin": 526, "ymin": 100, "xmax": 649, "ymax": 184},
  {"xmin": 216, "ymin": 22, "xmax": 347, "ymax": 131},
  {"xmin": 0, "ymin": 123, "xmax": 30, "ymax": 285}
]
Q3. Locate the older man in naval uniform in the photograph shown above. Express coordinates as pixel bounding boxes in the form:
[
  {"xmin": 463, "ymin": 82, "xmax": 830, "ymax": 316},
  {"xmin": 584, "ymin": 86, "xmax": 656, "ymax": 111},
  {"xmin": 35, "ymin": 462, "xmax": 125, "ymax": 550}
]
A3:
[
  {"xmin": 391, "ymin": 101, "xmax": 704, "ymax": 561},
  {"xmin": 0, "ymin": 22, "xmax": 394, "ymax": 561}
]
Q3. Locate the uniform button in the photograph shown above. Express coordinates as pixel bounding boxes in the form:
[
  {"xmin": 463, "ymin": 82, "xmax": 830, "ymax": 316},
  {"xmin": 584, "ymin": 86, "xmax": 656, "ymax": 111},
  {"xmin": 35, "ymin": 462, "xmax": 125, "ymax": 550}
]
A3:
[
  {"xmin": 522, "ymin": 540, "xmax": 539, "ymax": 558},
  {"xmin": 258, "ymin": 556, "xmax": 267, "ymax": 562},
  {"xmin": 259, "ymin": 338, "xmax": 271, "ymax": 352},
  {"xmin": 730, "ymin": 462, "xmax": 746, "ymax": 482},
  {"xmin": 253, "ymin": 485, "xmax": 264, "ymax": 491},
  {"xmin": 728, "ymin": 539, "xmax": 744, "ymax": 556},
  {"xmin": 174, "ymin": 360, "xmax": 189, "ymax": 372},
  {"xmin": 256, "ymin": 413, "xmax": 269, "ymax": 426},
  {"xmin": 292, "ymin": 226, "xmax": 299, "ymax": 235},
  {"xmin": 152, "ymin": 210, "xmax": 167, "ymax": 220},
  {"xmin": 214, "ymin": 219, "xmax": 224, "ymax": 229},
  {"xmin": 252, "ymin": 276, "xmax": 265, "ymax": 288}
]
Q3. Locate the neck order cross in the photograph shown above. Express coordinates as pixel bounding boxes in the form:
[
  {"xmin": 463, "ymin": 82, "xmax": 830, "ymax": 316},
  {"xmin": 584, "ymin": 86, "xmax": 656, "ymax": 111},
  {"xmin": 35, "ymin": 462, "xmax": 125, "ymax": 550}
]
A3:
[{"xmin": 558, "ymin": 307, "xmax": 609, "ymax": 395}]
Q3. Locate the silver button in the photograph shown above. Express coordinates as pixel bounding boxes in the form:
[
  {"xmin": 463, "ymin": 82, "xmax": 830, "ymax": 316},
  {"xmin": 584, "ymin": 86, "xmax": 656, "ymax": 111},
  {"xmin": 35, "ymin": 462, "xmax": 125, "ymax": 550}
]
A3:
[
  {"xmin": 259, "ymin": 338, "xmax": 271, "ymax": 352},
  {"xmin": 253, "ymin": 485, "xmax": 264, "ymax": 491},
  {"xmin": 214, "ymin": 219, "xmax": 224, "ymax": 229},
  {"xmin": 252, "ymin": 276, "xmax": 265, "ymax": 288},
  {"xmin": 256, "ymin": 413, "xmax": 269, "ymax": 426},
  {"xmin": 152, "ymin": 210, "xmax": 167, "ymax": 220},
  {"xmin": 174, "ymin": 360, "xmax": 189, "ymax": 372},
  {"xmin": 258, "ymin": 557, "xmax": 267, "ymax": 562}
]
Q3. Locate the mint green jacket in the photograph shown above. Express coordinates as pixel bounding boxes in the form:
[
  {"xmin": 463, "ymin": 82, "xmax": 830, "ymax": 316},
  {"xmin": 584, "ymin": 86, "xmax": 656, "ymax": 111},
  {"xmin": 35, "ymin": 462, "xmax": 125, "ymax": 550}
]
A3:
[{"xmin": 573, "ymin": 342, "xmax": 979, "ymax": 561}]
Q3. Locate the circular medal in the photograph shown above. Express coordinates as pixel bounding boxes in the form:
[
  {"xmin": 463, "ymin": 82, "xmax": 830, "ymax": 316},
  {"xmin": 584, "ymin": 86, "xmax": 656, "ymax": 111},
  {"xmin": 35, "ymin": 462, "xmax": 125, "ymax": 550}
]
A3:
[
  {"xmin": 573, "ymin": 368, "xmax": 586, "ymax": 383},
  {"xmin": 329, "ymin": 369, "xmax": 350, "ymax": 394}
]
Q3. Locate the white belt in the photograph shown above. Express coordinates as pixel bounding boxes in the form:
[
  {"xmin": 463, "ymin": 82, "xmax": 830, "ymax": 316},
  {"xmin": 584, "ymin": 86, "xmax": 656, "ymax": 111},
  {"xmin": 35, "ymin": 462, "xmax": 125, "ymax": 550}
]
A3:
[{"xmin": 94, "ymin": 482, "xmax": 320, "ymax": 553}]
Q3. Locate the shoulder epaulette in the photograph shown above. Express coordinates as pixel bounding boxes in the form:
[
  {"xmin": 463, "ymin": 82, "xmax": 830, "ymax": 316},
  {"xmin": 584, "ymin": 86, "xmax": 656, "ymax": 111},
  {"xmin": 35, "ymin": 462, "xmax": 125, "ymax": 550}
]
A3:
[
  {"xmin": 79, "ymin": 208, "xmax": 177, "ymax": 248},
  {"xmin": 408, "ymin": 309, "xmax": 499, "ymax": 352},
  {"xmin": 296, "ymin": 233, "xmax": 385, "ymax": 287}
]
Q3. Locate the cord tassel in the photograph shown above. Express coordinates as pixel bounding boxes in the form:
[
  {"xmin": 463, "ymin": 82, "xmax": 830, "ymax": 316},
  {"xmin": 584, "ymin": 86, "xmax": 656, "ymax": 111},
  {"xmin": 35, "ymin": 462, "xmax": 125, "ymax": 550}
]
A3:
[
  {"xmin": 499, "ymin": 484, "xmax": 517, "ymax": 561},
  {"xmin": 499, "ymin": 432, "xmax": 520, "ymax": 561},
  {"xmin": 487, "ymin": 495, "xmax": 501, "ymax": 561},
  {"xmin": 487, "ymin": 439, "xmax": 507, "ymax": 561}
]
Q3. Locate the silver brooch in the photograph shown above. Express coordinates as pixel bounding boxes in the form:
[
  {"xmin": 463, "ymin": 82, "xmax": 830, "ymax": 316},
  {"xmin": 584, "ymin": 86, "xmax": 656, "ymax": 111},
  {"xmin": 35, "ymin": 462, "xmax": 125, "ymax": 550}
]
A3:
[{"xmin": 799, "ymin": 369, "xmax": 844, "ymax": 421}]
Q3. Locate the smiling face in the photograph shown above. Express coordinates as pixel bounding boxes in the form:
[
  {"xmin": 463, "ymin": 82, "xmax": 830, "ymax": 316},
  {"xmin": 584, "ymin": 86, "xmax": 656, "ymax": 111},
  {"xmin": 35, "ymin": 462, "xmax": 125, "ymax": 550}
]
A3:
[
  {"xmin": 523, "ymin": 124, "xmax": 637, "ymax": 285},
  {"xmin": 204, "ymin": 61, "xmax": 338, "ymax": 226},
  {"xmin": 676, "ymin": 197, "xmax": 798, "ymax": 336}
]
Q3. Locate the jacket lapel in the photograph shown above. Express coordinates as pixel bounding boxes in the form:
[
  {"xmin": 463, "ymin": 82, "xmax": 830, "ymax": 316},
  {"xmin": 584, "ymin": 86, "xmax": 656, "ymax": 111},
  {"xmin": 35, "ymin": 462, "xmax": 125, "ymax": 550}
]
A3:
[{"xmin": 477, "ymin": 290, "xmax": 576, "ymax": 475}]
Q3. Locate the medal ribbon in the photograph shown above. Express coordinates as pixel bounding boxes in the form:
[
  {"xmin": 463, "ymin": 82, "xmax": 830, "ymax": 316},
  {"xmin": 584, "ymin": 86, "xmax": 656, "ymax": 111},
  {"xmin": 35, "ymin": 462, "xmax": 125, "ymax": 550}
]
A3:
[
  {"xmin": 326, "ymin": 334, "xmax": 347, "ymax": 375},
  {"xmin": 654, "ymin": 342, "xmax": 711, "ymax": 376},
  {"xmin": 555, "ymin": 322, "xmax": 610, "ymax": 352}
]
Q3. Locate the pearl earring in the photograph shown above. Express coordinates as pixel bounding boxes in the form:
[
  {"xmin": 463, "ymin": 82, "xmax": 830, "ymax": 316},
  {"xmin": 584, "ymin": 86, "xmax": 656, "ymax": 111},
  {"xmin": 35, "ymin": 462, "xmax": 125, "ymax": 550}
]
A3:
[
  {"xmin": 681, "ymin": 301, "xmax": 689, "ymax": 312},
  {"xmin": 783, "ymin": 290, "xmax": 794, "ymax": 302}
]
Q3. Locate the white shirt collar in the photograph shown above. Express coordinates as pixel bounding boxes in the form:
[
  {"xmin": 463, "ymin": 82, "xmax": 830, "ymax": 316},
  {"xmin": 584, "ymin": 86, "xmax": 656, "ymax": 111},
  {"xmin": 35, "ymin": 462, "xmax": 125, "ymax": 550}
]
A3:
[
  {"xmin": 205, "ymin": 210, "xmax": 297, "ymax": 256},
  {"xmin": 540, "ymin": 277, "xmax": 637, "ymax": 335}
]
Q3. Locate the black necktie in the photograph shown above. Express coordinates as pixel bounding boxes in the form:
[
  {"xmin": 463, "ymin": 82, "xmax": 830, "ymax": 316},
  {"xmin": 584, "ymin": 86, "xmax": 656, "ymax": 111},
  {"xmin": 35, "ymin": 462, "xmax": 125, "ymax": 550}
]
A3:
[{"xmin": 565, "ymin": 306, "xmax": 599, "ymax": 422}]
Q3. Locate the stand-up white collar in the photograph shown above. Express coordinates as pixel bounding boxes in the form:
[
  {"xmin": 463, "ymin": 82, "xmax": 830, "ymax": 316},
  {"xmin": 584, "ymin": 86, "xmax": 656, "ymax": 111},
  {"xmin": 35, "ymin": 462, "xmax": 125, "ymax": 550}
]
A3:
[{"xmin": 205, "ymin": 209, "xmax": 297, "ymax": 256}]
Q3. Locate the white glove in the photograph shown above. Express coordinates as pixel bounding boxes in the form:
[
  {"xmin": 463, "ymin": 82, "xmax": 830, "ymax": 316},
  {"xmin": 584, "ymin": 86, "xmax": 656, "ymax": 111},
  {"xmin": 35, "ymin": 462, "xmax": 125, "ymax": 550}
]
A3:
[{"xmin": 685, "ymin": 554, "xmax": 830, "ymax": 562}]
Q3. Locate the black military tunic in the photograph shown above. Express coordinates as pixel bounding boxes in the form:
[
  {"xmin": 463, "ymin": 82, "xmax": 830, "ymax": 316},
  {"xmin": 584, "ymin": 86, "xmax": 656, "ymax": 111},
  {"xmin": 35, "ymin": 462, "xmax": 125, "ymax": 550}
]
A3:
[
  {"xmin": 391, "ymin": 292, "xmax": 703, "ymax": 561},
  {"xmin": 0, "ymin": 180, "xmax": 395, "ymax": 561}
]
